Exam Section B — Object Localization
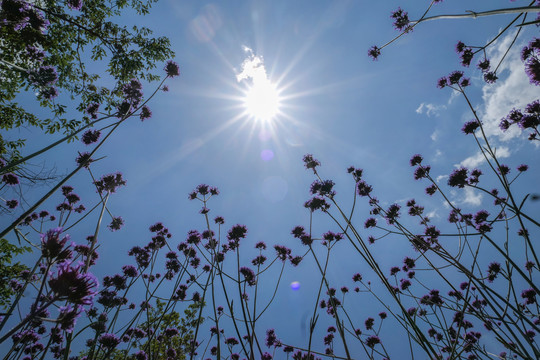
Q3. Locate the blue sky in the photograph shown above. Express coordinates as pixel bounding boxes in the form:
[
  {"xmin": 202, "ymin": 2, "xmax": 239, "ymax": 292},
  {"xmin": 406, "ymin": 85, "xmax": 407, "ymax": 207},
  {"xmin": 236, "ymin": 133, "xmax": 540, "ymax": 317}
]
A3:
[{"xmin": 3, "ymin": 0, "xmax": 540, "ymax": 358}]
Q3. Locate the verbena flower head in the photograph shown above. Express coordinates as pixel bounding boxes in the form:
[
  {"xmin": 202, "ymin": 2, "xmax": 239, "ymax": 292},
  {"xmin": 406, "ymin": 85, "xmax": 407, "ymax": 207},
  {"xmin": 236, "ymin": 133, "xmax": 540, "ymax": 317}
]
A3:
[
  {"xmin": 98, "ymin": 333, "xmax": 121, "ymax": 350},
  {"xmin": 123, "ymin": 78, "xmax": 143, "ymax": 106},
  {"xmin": 367, "ymin": 45, "xmax": 381, "ymax": 60},
  {"xmin": 57, "ymin": 304, "xmax": 81, "ymax": 332},
  {"xmin": 76, "ymin": 151, "xmax": 93, "ymax": 168},
  {"xmin": 2, "ymin": 173, "xmax": 19, "ymax": 185},
  {"xmin": 164, "ymin": 60, "xmax": 180, "ymax": 77},
  {"xmin": 227, "ymin": 224, "xmax": 247, "ymax": 241},
  {"xmin": 391, "ymin": 7, "xmax": 410, "ymax": 32},
  {"xmin": 41, "ymin": 227, "xmax": 70, "ymax": 259},
  {"xmin": 448, "ymin": 167, "xmax": 468, "ymax": 188},
  {"xmin": 48, "ymin": 261, "xmax": 98, "ymax": 305},
  {"xmin": 140, "ymin": 105, "xmax": 152, "ymax": 121},
  {"xmin": 462, "ymin": 120, "xmax": 480, "ymax": 134},
  {"xmin": 81, "ymin": 129, "xmax": 100, "ymax": 145},
  {"xmin": 304, "ymin": 196, "xmax": 330, "ymax": 212},
  {"xmin": 94, "ymin": 172, "xmax": 126, "ymax": 194},
  {"xmin": 108, "ymin": 216, "xmax": 124, "ymax": 231},
  {"xmin": 28, "ymin": 65, "xmax": 58, "ymax": 87},
  {"xmin": 410, "ymin": 154, "xmax": 423, "ymax": 166},
  {"xmin": 66, "ymin": 0, "xmax": 83, "ymax": 11},
  {"xmin": 302, "ymin": 154, "xmax": 320, "ymax": 172},
  {"xmin": 6, "ymin": 199, "xmax": 18, "ymax": 209},
  {"xmin": 40, "ymin": 86, "xmax": 58, "ymax": 99},
  {"xmin": 310, "ymin": 179, "xmax": 335, "ymax": 197}
]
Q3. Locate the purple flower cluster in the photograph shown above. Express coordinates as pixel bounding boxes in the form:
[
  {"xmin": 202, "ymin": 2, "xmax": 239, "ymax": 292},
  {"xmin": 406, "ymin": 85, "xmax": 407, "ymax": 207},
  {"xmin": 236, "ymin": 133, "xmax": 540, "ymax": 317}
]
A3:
[
  {"xmin": 66, "ymin": 0, "xmax": 83, "ymax": 11},
  {"xmin": 521, "ymin": 38, "xmax": 540, "ymax": 86},
  {"xmin": 455, "ymin": 41, "xmax": 474, "ymax": 67},
  {"xmin": 437, "ymin": 70, "xmax": 470, "ymax": 89},
  {"xmin": 164, "ymin": 60, "xmax": 180, "ymax": 77},
  {"xmin": 41, "ymin": 227, "xmax": 71, "ymax": 260},
  {"xmin": 499, "ymin": 100, "xmax": 539, "ymax": 139},
  {"xmin": 48, "ymin": 261, "xmax": 98, "ymax": 305},
  {"xmin": 391, "ymin": 7, "xmax": 410, "ymax": 32},
  {"xmin": 310, "ymin": 179, "xmax": 336, "ymax": 197},
  {"xmin": 93, "ymin": 172, "xmax": 126, "ymax": 194},
  {"xmin": 1, "ymin": 0, "xmax": 49, "ymax": 33},
  {"xmin": 81, "ymin": 129, "xmax": 101, "ymax": 145}
]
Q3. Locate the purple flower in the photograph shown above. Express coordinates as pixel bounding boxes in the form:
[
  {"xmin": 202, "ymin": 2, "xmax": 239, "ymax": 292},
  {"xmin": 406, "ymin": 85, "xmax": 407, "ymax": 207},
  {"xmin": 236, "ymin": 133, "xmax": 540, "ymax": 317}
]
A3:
[
  {"xmin": 40, "ymin": 86, "xmax": 58, "ymax": 99},
  {"xmin": 448, "ymin": 71, "xmax": 464, "ymax": 85},
  {"xmin": 2, "ymin": 173, "xmax": 19, "ymax": 185},
  {"xmin": 98, "ymin": 333, "xmax": 120, "ymax": 350},
  {"xmin": 86, "ymin": 103, "xmax": 100, "ymax": 119},
  {"xmin": 460, "ymin": 48, "xmax": 474, "ymax": 67},
  {"xmin": 462, "ymin": 120, "xmax": 479, "ymax": 134},
  {"xmin": 364, "ymin": 218, "xmax": 377, "ymax": 228},
  {"xmin": 108, "ymin": 216, "xmax": 124, "ymax": 231},
  {"xmin": 123, "ymin": 78, "xmax": 143, "ymax": 106},
  {"xmin": 274, "ymin": 245, "xmax": 291, "ymax": 261},
  {"xmin": 48, "ymin": 261, "xmax": 98, "ymax": 305},
  {"xmin": 524, "ymin": 54, "xmax": 540, "ymax": 86},
  {"xmin": 365, "ymin": 317, "xmax": 375, "ymax": 330},
  {"xmin": 94, "ymin": 172, "xmax": 126, "ymax": 194},
  {"xmin": 448, "ymin": 167, "xmax": 468, "ymax": 188},
  {"xmin": 81, "ymin": 129, "xmax": 100, "ymax": 145},
  {"xmin": 57, "ymin": 304, "xmax": 81, "ymax": 332},
  {"xmin": 5, "ymin": 199, "xmax": 18, "ymax": 209},
  {"xmin": 304, "ymin": 196, "xmax": 330, "ymax": 212},
  {"xmin": 391, "ymin": 7, "xmax": 410, "ymax": 32},
  {"xmin": 140, "ymin": 105, "xmax": 152, "ymax": 121},
  {"xmin": 266, "ymin": 329, "xmax": 277, "ymax": 347},
  {"xmin": 28, "ymin": 65, "xmax": 58, "ymax": 87},
  {"xmin": 365, "ymin": 335, "xmax": 380, "ymax": 348},
  {"xmin": 322, "ymin": 231, "xmax": 343, "ymax": 242},
  {"xmin": 76, "ymin": 152, "xmax": 92, "ymax": 168},
  {"xmin": 302, "ymin": 154, "xmax": 320, "ymax": 171},
  {"xmin": 367, "ymin": 45, "xmax": 381, "ymax": 60},
  {"xmin": 227, "ymin": 224, "xmax": 248, "ymax": 241},
  {"xmin": 122, "ymin": 265, "xmax": 138, "ymax": 277},
  {"xmin": 66, "ymin": 0, "xmax": 83, "ymax": 11},
  {"xmin": 41, "ymin": 227, "xmax": 70, "ymax": 259},
  {"xmin": 240, "ymin": 267, "xmax": 256, "ymax": 286},
  {"xmin": 26, "ymin": 45, "xmax": 45, "ymax": 62},
  {"xmin": 521, "ymin": 288, "xmax": 537, "ymax": 304},
  {"xmin": 437, "ymin": 77, "xmax": 448, "ymax": 89},
  {"xmin": 134, "ymin": 350, "xmax": 148, "ymax": 360},
  {"xmin": 356, "ymin": 181, "xmax": 372, "ymax": 197},
  {"xmin": 410, "ymin": 154, "xmax": 423, "ymax": 166},
  {"xmin": 310, "ymin": 179, "xmax": 335, "ymax": 197},
  {"xmin": 164, "ymin": 60, "xmax": 180, "ymax": 77}
]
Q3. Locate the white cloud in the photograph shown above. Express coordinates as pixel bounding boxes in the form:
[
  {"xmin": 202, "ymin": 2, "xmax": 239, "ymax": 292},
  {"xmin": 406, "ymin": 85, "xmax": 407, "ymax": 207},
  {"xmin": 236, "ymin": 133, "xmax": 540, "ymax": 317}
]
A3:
[
  {"xmin": 416, "ymin": 102, "xmax": 446, "ymax": 117},
  {"xmin": 431, "ymin": 130, "xmax": 439, "ymax": 141},
  {"xmin": 426, "ymin": 209, "xmax": 438, "ymax": 220},
  {"xmin": 480, "ymin": 32, "xmax": 539, "ymax": 141},
  {"xmin": 463, "ymin": 187, "xmax": 482, "ymax": 206},
  {"xmin": 459, "ymin": 146, "xmax": 511, "ymax": 168},
  {"xmin": 436, "ymin": 175, "xmax": 448, "ymax": 183},
  {"xmin": 236, "ymin": 47, "xmax": 270, "ymax": 85}
]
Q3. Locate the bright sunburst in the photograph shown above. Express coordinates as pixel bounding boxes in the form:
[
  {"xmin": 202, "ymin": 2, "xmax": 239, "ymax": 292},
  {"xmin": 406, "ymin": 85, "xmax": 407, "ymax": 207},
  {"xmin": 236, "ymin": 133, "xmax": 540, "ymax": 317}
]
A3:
[
  {"xmin": 237, "ymin": 47, "xmax": 282, "ymax": 121},
  {"xmin": 244, "ymin": 80, "xmax": 280, "ymax": 120}
]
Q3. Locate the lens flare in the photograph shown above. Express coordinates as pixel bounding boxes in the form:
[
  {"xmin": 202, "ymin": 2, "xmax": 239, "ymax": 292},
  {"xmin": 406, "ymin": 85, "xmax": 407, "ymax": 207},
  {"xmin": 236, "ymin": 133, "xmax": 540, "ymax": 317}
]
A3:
[{"xmin": 244, "ymin": 81, "xmax": 280, "ymax": 120}]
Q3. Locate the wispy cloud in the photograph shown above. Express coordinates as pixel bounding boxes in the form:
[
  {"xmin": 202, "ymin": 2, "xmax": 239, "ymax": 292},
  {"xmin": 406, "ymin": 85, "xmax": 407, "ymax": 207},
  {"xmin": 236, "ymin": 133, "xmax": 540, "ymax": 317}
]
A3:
[
  {"xmin": 459, "ymin": 146, "xmax": 511, "ymax": 168},
  {"xmin": 236, "ymin": 47, "xmax": 270, "ymax": 85},
  {"xmin": 480, "ymin": 32, "xmax": 538, "ymax": 141},
  {"xmin": 463, "ymin": 187, "xmax": 482, "ymax": 206},
  {"xmin": 416, "ymin": 102, "xmax": 446, "ymax": 117}
]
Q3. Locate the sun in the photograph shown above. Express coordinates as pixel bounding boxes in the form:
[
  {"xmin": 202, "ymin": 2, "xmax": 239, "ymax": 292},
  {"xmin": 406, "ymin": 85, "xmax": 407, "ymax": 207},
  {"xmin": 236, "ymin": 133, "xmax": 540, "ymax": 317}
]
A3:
[{"xmin": 243, "ymin": 80, "xmax": 280, "ymax": 121}]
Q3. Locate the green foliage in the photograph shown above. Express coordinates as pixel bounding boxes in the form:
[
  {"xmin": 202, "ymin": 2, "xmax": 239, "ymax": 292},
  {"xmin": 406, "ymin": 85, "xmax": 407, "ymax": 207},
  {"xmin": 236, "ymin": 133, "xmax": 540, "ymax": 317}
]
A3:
[
  {"xmin": 0, "ymin": 0, "xmax": 173, "ymax": 161},
  {"xmin": 136, "ymin": 300, "xmax": 204, "ymax": 360},
  {"xmin": 0, "ymin": 238, "xmax": 30, "ymax": 309}
]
